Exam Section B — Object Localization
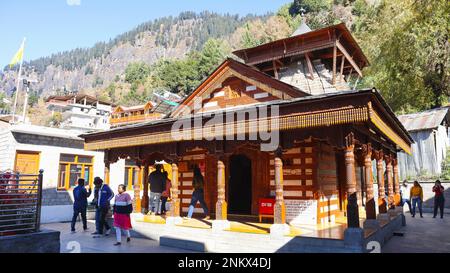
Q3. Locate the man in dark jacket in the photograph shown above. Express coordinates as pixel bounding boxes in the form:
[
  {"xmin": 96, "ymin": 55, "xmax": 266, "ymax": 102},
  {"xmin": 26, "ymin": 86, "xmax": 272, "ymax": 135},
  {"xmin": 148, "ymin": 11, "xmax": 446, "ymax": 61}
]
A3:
[
  {"xmin": 71, "ymin": 178, "xmax": 91, "ymax": 233},
  {"xmin": 91, "ymin": 177, "xmax": 114, "ymax": 237},
  {"xmin": 148, "ymin": 164, "xmax": 166, "ymax": 215}
]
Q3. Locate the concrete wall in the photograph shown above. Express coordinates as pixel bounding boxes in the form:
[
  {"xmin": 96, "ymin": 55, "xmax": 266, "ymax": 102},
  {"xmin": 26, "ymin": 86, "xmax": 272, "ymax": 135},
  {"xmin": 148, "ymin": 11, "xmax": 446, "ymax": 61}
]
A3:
[
  {"xmin": 1, "ymin": 131, "xmax": 106, "ymax": 223},
  {"xmin": 109, "ymin": 159, "xmax": 126, "ymax": 194},
  {"xmin": 0, "ymin": 229, "xmax": 60, "ymax": 253},
  {"xmin": 0, "ymin": 129, "xmax": 14, "ymax": 170}
]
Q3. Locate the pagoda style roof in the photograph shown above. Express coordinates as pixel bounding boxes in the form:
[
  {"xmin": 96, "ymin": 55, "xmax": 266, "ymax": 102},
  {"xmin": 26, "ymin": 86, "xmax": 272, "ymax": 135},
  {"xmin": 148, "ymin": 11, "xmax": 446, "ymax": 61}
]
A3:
[
  {"xmin": 80, "ymin": 88, "xmax": 413, "ymax": 155},
  {"xmin": 291, "ymin": 21, "xmax": 312, "ymax": 37},
  {"xmin": 232, "ymin": 23, "xmax": 369, "ymax": 77},
  {"xmin": 170, "ymin": 58, "xmax": 309, "ymax": 117}
]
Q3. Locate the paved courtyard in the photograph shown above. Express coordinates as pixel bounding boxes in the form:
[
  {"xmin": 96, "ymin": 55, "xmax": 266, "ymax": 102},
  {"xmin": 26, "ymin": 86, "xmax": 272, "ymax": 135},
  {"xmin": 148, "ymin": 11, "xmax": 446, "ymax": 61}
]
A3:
[
  {"xmin": 382, "ymin": 212, "xmax": 450, "ymax": 253},
  {"xmin": 43, "ymin": 221, "xmax": 195, "ymax": 253},
  {"xmin": 42, "ymin": 212, "xmax": 450, "ymax": 253}
]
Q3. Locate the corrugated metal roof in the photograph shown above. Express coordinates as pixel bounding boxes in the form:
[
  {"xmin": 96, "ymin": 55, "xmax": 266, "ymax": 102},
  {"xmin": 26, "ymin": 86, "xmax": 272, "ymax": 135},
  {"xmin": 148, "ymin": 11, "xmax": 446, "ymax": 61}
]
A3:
[{"xmin": 397, "ymin": 107, "xmax": 449, "ymax": 132}]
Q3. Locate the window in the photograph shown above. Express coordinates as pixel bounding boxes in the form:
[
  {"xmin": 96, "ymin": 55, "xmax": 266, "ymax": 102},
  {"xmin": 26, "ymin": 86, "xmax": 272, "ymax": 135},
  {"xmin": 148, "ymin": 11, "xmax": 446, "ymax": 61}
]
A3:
[
  {"xmin": 124, "ymin": 160, "xmax": 142, "ymax": 191},
  {"xmin": 58, "ymin": 154, "xmax": 94, "ymax": 190}
]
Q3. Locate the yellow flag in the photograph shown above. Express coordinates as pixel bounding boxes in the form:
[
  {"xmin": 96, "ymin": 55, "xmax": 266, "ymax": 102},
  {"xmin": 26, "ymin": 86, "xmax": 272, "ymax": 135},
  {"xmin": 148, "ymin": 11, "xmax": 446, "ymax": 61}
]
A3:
[{"xmin": 9, "ymin": 42, "xmax": 25, "ymax": 69}]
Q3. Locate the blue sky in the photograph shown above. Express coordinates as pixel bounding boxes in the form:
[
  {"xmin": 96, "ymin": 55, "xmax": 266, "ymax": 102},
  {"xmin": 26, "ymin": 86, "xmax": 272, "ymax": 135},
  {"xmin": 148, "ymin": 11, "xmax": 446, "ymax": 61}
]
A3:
[{"xmin": 0, "ymin": 0, "xmax": 292, "ymax": 68}]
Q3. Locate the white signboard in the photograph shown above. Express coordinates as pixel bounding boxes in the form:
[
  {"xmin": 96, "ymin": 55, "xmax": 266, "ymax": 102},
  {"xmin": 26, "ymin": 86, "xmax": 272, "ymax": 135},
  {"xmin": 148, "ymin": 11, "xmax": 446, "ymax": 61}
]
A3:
[{"xmin": 285, "ymin": 199, "xmax": 317, "ymax": 225}]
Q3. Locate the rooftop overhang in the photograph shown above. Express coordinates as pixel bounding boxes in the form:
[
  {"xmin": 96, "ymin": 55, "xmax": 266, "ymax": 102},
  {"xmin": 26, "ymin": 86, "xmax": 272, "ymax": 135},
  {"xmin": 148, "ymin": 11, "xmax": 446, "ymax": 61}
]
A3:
[
  {"xmin": 45, "ymin": 94, "xmax": 112, "ymax": 106},
  {"xmin": 81, "ymin": 89, "xmax": 412, "ymax": 155},
  {"xmin": 232, "ymin": 23, "xmax": 369, "ymax": 78}
]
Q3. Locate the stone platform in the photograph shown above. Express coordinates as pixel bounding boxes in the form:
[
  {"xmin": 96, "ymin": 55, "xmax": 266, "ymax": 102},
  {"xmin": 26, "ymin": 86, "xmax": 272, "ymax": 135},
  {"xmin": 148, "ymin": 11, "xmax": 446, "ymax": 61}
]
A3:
[{"xmin": 128, "ymin": 212, "xmax": 405, "ymax": 253}]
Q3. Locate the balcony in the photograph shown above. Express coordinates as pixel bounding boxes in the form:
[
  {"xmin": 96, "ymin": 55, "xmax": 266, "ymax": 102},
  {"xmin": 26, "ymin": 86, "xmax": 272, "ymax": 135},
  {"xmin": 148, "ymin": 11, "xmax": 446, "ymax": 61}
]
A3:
[{"xmin": 110, "ymin": 113, "xmax": 163, "ymax": 126}]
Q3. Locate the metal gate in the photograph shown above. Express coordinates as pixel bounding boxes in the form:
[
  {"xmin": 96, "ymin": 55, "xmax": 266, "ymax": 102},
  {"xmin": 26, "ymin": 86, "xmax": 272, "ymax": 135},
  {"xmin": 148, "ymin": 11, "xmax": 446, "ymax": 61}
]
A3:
[{"xmin": 0, "ymin": 170, "xmax": 43, "ymax": 236}]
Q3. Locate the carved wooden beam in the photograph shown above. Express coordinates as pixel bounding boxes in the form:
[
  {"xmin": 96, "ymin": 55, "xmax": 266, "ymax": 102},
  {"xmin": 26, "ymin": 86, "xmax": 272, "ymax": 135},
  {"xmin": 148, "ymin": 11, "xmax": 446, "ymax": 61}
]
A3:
[
  {"xmin": 336, "ymin": 40, "xmax": 363, "ymax": 77},
  {"xmin": 272, "ymin": 60, "xmax": 279, "ymax": 79},
  {"xmin": 340, "ymin": 56, "xmax": 345, "ymax": 82},
  {"xmin": 305, "ymin": 53, "xmax": 315, "ymax": 80},
  {"xmin": 332, "ymin": 44, "xmax": 337, "ymax": 85}
]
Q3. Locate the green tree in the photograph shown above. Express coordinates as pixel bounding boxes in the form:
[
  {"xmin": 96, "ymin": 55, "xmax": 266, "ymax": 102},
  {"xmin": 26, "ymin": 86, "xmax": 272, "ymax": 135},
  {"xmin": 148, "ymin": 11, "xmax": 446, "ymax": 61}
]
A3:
[
  {"xmin": 124, "ymin": 62, "xmax": 151, "ymax": 84},
  {"xmin": 289, "ymin": 0, "xmax": 333, "ymax": 14},
  {"xmin": 197, "ymin": 39, "xmax": 230, "ymax": 79},
  {"xmin": 49, "ymin": 112, "xmax": 62, "ymax": 127},
  {"xmin": 358, "ymin": 0, "xmax": 449, "ymax": 112},
  {"xmin": 0, "ymin": 93, "xmax": 9, "ymax": 110},
  {"xmin": 277, "ymin": 3, "xmax": 302, "ymax": 30}
]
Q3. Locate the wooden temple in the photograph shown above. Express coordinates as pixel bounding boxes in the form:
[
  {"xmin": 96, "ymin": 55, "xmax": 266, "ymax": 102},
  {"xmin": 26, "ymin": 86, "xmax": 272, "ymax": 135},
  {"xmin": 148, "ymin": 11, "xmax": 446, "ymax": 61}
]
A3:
[{"xmin": 80, "ymin": 22, "xmax": 412, "ymax": 231}]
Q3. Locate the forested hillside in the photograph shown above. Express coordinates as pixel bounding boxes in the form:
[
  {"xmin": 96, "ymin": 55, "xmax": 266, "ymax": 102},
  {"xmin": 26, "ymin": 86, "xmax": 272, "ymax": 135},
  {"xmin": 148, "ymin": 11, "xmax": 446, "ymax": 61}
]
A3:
[
  {"xmin": 0, "ymin": 0, "xmax": 448, "ymax": 127},
  {"xmin": 0, "ymin": 11, "xmax": 267, "ymax": 101}
]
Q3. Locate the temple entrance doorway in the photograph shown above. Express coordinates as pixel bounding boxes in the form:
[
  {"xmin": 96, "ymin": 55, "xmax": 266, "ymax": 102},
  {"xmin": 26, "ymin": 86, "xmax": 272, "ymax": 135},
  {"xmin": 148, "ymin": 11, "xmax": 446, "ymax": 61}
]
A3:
[{"xmin": 228, "ymin": 154, "xmax": 252, "ymax": 215}]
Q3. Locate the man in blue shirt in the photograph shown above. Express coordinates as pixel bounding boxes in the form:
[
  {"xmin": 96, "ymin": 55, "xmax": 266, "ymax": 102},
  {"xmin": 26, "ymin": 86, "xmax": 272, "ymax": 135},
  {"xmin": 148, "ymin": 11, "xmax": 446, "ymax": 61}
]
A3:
[
  {"xmin": 71, "ymin": 178, "xmax": 92, "ymax": 233},
  {"xmin": 91, "ymin": 177, "xmax": 114, "ymax": 237}
]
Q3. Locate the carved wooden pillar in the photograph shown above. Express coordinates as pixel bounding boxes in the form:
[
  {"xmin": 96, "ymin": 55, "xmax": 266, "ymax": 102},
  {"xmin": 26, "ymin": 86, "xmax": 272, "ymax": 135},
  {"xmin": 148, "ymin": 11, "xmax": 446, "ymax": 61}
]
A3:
[
  {"xmin": 141, "ymin": 162, "xmax": 150, "ymax": 214},
  {"xmin": 385, "ymin": 154, "xmax": 395, "ymax": 209},
  {"xmin": 133, "ymin": 166, "xmax": 141, "ymax": 213},
  {"xmin": 104, "ymin": 163, "xmax": 110, "ymax": 185},
  {"xmin": 170, "ymin": 163, "xmax": 180, "ymax": 217},
  {"xmin": 345, "ymin": 133, "xmax": 359, "ymax": 228},
  {"xmin": 375, "ymin": 150, "xmax": 387, "ymax": 214},
  {"xmin": 362, "ymin": 144, "xmax": 376, "ymax": 219},
  {"xmin": 216, "ymin": 160, "xmax": 227, "ymax": 220},
  {"xmin": 393, "ymin": 158, "xmax": 401, "ymax": 206},
  {"xmin": 274, "ymin": 157, "xmax": 286, "ymax": 224}
]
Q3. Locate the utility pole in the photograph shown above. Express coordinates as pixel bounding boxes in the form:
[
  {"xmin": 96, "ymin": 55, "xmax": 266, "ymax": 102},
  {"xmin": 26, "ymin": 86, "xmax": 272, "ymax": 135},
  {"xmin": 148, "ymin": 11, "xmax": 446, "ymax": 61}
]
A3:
[
  {"xmin": 11, "ymin": 37, "xmax": 26, "ymax": 125},
  {"xmin": 21, "ymin": 79, "xmax": 30, "ymax": 123}
]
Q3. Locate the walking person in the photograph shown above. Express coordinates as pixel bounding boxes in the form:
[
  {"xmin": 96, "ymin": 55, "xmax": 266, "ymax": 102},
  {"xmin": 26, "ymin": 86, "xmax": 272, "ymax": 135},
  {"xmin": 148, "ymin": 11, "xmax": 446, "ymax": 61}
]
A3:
[
  {"xmin": 92, "ymin": 177, "xmax": 114, "ymax": 237},
  {"xmin": 160, "ymin": 170, "xmax": 171, "ymax": 215},
  {"xmin": 148, "ymin": 164, "xmax": 165, "ymax": 215},
  {"xmin": 91, "ymin": 181, "xmax": 101, "ymax": 235},
  {"xmin": 71, "ymin": 178, "xmax": 92, "ymax": 233},
  {"xmin": 185, "ymin": 166, "xmax": 209, "ymax": 220},
  {"xmin": 400, "ymin": 180, "xmax": 412, "ymax": 215},
  {"xmin": 113, "ymin": 184, "xmax": 133, "ymax": 246},
  {"xmin": 410, "ymin": 181, "xmax": 424, "ymax": 218},
  {"xmin": 432, "ymin": 180, "xmax": 445, "ymax": 219}
]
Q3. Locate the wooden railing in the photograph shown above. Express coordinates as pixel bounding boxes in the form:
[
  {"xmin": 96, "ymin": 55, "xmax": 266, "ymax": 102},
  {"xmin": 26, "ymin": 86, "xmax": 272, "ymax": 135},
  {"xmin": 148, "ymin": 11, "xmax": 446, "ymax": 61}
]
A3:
[
  {"xmin": 0, "ymin": 170, "xmax": 43, "ymax": 236},
  {"xmin": 110, "ymin": 113, "xmax": 162, "ymax": 125}
]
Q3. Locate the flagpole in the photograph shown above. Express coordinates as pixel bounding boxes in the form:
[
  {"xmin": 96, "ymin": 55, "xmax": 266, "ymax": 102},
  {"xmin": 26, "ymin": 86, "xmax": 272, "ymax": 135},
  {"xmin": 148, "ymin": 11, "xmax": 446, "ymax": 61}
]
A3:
[{"xmin": 11, "ymin": 37, "xmax": 26, "ymax": 124}]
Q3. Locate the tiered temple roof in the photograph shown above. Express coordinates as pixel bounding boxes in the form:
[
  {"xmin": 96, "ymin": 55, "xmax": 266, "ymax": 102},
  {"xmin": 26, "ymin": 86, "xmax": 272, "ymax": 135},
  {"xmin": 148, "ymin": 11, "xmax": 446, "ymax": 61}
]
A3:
[{"xmin": 232, "ymin": 23, "xmax": 369, "ymax": 95}]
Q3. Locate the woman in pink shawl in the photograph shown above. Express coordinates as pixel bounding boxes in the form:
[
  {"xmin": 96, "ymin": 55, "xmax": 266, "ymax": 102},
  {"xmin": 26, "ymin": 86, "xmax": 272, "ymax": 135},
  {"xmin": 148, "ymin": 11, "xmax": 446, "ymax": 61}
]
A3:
[{"xmin": 113, "ymin": 184, "xmax": 133, "ymax": 246}]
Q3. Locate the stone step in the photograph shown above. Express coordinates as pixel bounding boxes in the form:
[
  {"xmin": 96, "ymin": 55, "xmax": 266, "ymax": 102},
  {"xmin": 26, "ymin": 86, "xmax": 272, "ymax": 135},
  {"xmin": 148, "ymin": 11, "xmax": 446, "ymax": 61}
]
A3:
[{"xmin": 160, "ymin": 236, "xmax": 207, "ymax": 252}]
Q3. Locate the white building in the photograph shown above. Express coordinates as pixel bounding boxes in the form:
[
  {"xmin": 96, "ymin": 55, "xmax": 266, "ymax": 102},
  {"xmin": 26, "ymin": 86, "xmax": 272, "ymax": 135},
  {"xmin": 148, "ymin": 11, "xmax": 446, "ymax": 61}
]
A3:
[
  {"xmin": 45, "ymin": 94, "xmax": 112, "ymax": 132},
  {"xmin": 0, "ymin": 122, "xmax": 107, "ymax": 223},
  {"xmin": 0, "ymin": 120, "xmax": 153, "ymax": 223}
]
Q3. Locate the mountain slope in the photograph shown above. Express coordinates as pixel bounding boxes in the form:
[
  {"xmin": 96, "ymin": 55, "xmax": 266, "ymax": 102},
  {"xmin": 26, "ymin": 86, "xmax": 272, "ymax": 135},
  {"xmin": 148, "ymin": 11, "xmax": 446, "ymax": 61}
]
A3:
[{"xmin": 0, "ymin": 11, "xmax": 267, "ymax": 97}]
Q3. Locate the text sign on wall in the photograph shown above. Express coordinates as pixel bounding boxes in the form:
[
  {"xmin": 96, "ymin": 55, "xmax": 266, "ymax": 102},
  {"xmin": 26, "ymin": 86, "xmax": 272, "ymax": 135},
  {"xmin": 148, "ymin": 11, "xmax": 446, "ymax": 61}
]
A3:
[
  {"xmin": 259, "ymin": 198, "xmax": 275, "ymax": 215},
  {"xmin": 285, "ymin": 199, "xmax": 317, "ymax": 225}
]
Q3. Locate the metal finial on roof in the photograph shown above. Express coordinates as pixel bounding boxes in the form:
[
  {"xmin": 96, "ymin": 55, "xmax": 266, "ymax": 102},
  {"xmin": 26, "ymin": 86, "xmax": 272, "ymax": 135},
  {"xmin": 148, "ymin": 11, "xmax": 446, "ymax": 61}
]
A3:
[
  {"xmin": 291, "ymin": 8, "xmax": 311, "ymax": 37},
  {"xmin": 299, "ymin": 7, "xmax": 306, "ymax": 17}
]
